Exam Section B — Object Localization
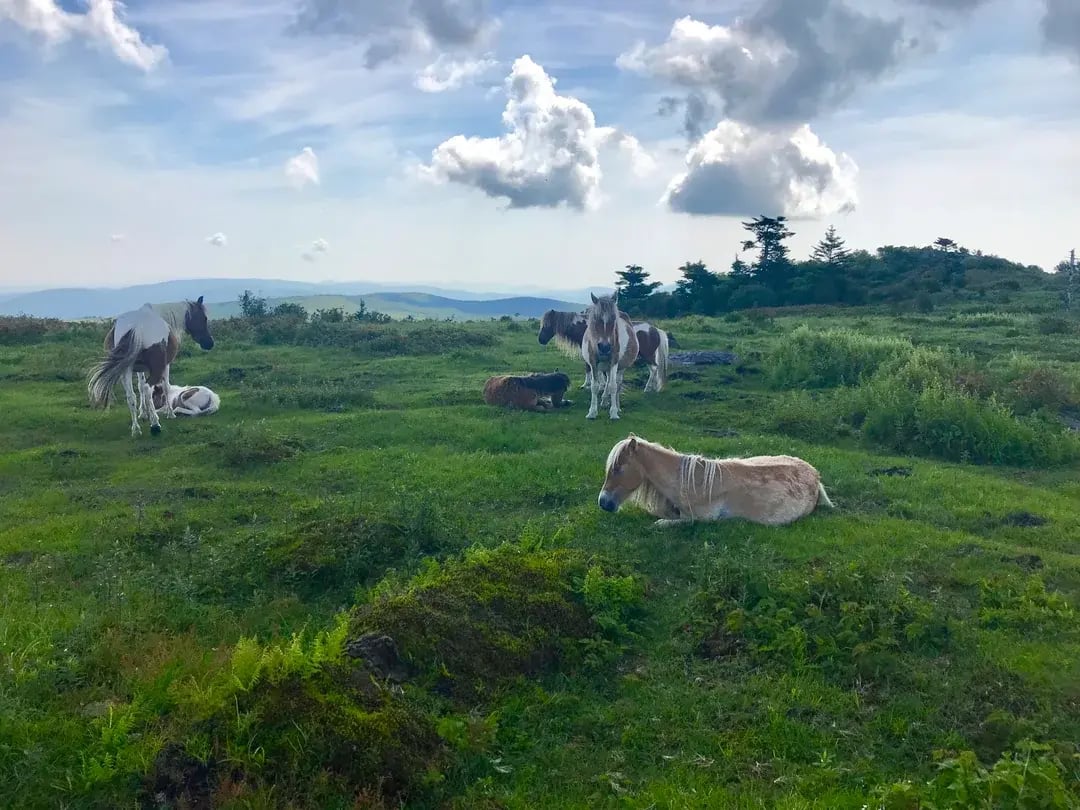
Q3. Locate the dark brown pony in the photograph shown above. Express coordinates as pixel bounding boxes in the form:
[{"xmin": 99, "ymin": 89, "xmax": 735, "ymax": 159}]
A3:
[
  {"xmin": 538, "ymin": 309, "xmax": 591, "ymax": 388},
  {"xmin": 483, "ymin": 372, "xmax": 572, "ymax": 412},
  {"xmin": 87, "ymin": 298, "xmax": 214, "ymax": 437}
]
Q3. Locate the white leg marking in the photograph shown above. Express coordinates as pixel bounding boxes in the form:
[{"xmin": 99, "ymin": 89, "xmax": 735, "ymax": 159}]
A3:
[
  {"xmin": 141, "ymin": 377, "xmax": 161, "ymax": 432},
  {"xmin": 163, "ymin": 366, "xmax": 176, "ymax": 418},
  {"xmin": 123, "ymin": 372, "xmax": 141, "ymax": 437},
  {"xmin": 586, "ymin": 365, "xmax": 600, "ymax": 419},
  {"xmin": 653, "ymin": 518, "xmax": 692, "ymax": 528}
]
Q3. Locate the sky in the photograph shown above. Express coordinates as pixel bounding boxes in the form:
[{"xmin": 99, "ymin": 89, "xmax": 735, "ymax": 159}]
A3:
[{"xmin": 0, "ymin": 0, "xmax": 1078, "ymax": 293}]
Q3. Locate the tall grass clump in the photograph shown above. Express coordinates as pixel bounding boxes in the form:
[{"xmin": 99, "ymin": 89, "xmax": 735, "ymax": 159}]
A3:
[
  {"xmin": 766, "ymin": 325, "xmax": 912, "ymax": 388},
  {"xmin": 989, "ymin": 352, "xmax": 1080, "ymax": 415}
]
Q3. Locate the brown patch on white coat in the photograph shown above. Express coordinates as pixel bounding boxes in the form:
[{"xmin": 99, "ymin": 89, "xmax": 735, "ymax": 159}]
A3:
[
  {"xmin": 538, "ymin": 309, "xmax": 592, "ymax": 389},
  {"xmin": 151, "ymin": 383, "xmax": 220, "ymax": 416},
  {"xmin": 598, "ymin": 434, "xmax": 834, "ymax": 527},
  {"xmin": 483, "ymin": 372, "xmax": 572, "ymax": 412}
]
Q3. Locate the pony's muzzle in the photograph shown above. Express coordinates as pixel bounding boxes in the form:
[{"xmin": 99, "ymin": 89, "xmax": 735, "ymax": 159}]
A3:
[
  {"xmin": 597, "ymin": 341, "xmax": 612, "ymax": 357},
  {"xmin": 200, "ymin": 338, "xmax": 215, "ymax": 350},
  {"xmin": 598, "ymin": 491, "xmax": 619, "ymax": 512}
]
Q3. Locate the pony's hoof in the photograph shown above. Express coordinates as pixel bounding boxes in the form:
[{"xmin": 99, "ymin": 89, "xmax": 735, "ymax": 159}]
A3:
[
  {"xmin": 586, "ymin": 411, "xmax": 598, "ymax": 420},
  {"xmin": 150, "ymin": 424, "xmax": 161, "ymax": 436}
]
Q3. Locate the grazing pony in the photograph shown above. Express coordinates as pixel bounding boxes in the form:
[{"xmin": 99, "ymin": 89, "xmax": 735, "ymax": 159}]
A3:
[
  {"xmin": 150, "ymin": 382, "xmax": 221, "ymax": 417},
  {"xmin": 581, "ymin": 292, "xmax": 638, "ymax": 420},
  {"xmin": 597, "ymin": 434, "xmax": 834, "ymax": 527},
  {"xmin": 483, "ymin": 372, "xmax": 571, "ymax": 412},
  {"xmin": 540, "ymin": 308, "xmax": 673, "ymax": 393},
  {"xmin": 87, "ymin": 298, "xmax": 215, "ymax": 437}
]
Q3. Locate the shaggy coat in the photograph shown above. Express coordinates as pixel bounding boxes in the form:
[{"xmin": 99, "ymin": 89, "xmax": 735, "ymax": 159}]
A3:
[
  {"xmin": 582, "ymin": 292, "xmax": 639, "ymax": 420},
  {"xmin": 483, "ymin": 372, "xmax": 572, "ymax": 412},
  {"xmin": 598, "ymin": 434, "xmax": 834, "ymax": 527}
]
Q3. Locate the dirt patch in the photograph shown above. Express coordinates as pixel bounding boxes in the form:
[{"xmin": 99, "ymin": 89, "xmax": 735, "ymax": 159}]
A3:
[
  {"xmin": 144, "ymin": 742, "xmax": 217, "ymax": 810},
  {"xmin": 2, "ymin": 551, "xmax": 36, "ymax": 567},
  {"xmin": 1001, "ymin": 511, "xmax": 1048, "ymax": 528},
  {"xmin": 697, "ymin": 627, "xmax": 745, "ymax": 660},
  {"xmin": 1000, "ymin": 554, "xmax": 1044, "ymax": 572},
  {"xmin": 869, "ymin": 466, "xmax": 913, "ymax": 477}
]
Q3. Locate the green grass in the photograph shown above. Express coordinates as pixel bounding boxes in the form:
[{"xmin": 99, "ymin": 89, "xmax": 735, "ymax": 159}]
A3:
[{"xmin": 1, "ymin": 311, "xmax": 1078, "ymax": 809}]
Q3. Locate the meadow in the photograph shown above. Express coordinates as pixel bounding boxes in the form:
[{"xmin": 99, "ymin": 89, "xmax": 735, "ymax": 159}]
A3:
[{"xmin": 0, "ymin": 307, "xmax": 1078, "ymax": 809}]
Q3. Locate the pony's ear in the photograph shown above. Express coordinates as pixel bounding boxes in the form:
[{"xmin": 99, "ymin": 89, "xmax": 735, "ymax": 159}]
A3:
[
  {"xmin": 627, "ymin": 435, "xmax": 638, "ymax": 450},
  {"xmin": 590, "ymin": 293, "xmax": 598, "ymax": 304},
  {"xmin": 197, "ymin": 295, "xmax": 204, "ymax": 305}
]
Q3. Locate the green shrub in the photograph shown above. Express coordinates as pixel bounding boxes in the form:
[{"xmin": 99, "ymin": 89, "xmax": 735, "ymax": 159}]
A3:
[
  {"xmin": 766, "ymin": 325, "xmax": 912, "ymax": 389},
  {"xmin": 216, "ymin": 420, "xmax": 302, "ymax": 467}
]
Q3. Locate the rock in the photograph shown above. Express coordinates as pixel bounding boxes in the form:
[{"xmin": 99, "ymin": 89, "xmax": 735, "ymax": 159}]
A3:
[
  {"xmin": 345, "ymin": 633, "xmax": 410, "ymax": 683},
  {"xmin": 669, "ymin": 351, "xmax": 740, "ymax": 366}
]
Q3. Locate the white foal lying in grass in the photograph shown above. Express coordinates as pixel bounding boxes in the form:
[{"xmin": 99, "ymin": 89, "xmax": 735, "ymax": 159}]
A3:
[
  {"xmin": 145, "ymin": 382, "xmax": 221, "ymax": 417},
  {"xmin": 598, "ymin": 434, "xmax": 834, "ymax": 527}
]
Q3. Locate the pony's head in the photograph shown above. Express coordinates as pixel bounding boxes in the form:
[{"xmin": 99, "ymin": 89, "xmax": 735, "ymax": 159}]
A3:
[
  {"xmin": 587, "ymin": 292, "xmax": 620, "ymax": 360},
  {"xmin": 184, "ymin": 296, "xmax": 214, "ymax": 350},
  {"xmin": 538, "ymin": 310, "xmax": 557, "ymax": 345},
  {"xmin": 598, "ymin": 434, "xmax": 646, "ymax": 512}
]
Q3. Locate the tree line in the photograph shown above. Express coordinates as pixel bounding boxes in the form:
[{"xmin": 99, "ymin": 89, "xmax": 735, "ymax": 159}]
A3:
[{"xmin": 612, "ymin": 216, "xmax": 1074, "ymax": 317}]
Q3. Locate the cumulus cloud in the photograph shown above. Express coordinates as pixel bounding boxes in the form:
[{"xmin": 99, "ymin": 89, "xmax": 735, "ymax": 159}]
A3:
[
  {"xmin": 0, "ymin": 0, "xmax": 167, "ymax": 71},
  {"xmin": 415, "ymin": 54, "xmax": 498, "ymax": 92},
  {"xmin": 418, "ymin": 55, "xmax": 654, "ymax": 211},
  {"xmin": 618, "ymin": 5, "xmax": 915, "ymax": 127},
  {"xmin": 206, "ymin": 232, "xmax": 227, "ymax": 247},
  {"xmin": 311, "ymin": 237, "xmax": 329, "ymax": 253},
  {"xmin": 285, "ymin": 147, "xmax": 319, "ymax": 189},
  {"xmin": 662, "ymin": 121, "xmax": 859, "ymax": 219},
  {"xmin": 109, "ymin": 233, "xmax": 125, "ymax": 242},
  {"xmin": 290, "ymin": 0, "xmax": 497, "ymax": 67},
  {"xmin": 1042, "ymin": 0, "xmax": 1080, "ymax": 63}
]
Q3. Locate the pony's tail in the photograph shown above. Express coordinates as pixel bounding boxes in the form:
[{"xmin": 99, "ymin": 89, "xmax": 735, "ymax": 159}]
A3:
[
  {"xmin": 817, "ymin": 481, "xmax": 835, "ymax": 509},
  {"xmin": 87, "ymin": 329, "xmax": 141, "ymax": 409},
  {"xmin": 655, "ymin": 328, "xmax": 671, "ymax": 391}
]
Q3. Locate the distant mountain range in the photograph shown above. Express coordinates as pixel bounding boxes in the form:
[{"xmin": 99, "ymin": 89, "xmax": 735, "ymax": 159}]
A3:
[{"xmin": 0, "ymin": 278, "xmax": 618, "ymax": 320}]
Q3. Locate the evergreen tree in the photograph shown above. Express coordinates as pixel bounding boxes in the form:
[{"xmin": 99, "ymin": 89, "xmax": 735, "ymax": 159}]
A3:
[
  {"xmin": 741, "ymin": 215, "xmax": 796, "ymax": 292},
  {"xmin": 614, "ymin": 264, "xmax": 661, "ymax": 313},
  {"xmin": 811, "ymin": 225, "xmax": 850, "ymax": 268},
  {"xmin": 675, "ymin": 260, "xmax": 720, "ymax": 314}
]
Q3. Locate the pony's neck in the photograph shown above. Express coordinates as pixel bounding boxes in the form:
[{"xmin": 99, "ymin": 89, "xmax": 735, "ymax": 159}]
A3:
[{"xmin": 635, "ymin": 442, "xmax": 685, "ymax": 503}]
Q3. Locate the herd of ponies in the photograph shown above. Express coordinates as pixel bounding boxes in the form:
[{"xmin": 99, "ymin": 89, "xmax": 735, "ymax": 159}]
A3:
[{"xmin": 83, "ymin": 292, "xmax": 834, "ymax": 527}]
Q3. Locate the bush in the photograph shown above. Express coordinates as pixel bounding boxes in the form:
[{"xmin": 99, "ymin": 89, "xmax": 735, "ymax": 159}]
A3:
[
  {"xmin": 766, "ymin": 325, "xmax": 912, "ymax": 389},
  {"xmin": 216, "ymin": 420, "xmax": 302, "ymax": 467}
]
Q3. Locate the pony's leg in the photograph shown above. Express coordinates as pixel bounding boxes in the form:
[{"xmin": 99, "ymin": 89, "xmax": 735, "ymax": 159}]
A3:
[
  {"xmin": 135, "ymin": 372, "xmax": 146, "ymax": 418},
  {"xmin": 581, "ymin": 364, "xmax": 591, "ymax": 389},
  {"xmin": 607, "ymin": 367, "xmax": 622, "ymax": 420},
  {"xmin": 586, "ymin": 368, "xmax": 600, "ymax": 419},
  {"xmin": 122, "ymin": 372, "xmax": 141, "ymax": 437},
  {"xmin": 163, "ymin": 365, "xmax": 176, "ymax": 418},
  {"xmin": 141, "ymin": 377, "xmax": 162, "ymax": 435},
  {"xmin": 653, "ymin": 518, "xmax": 691, "ymax": 528}
]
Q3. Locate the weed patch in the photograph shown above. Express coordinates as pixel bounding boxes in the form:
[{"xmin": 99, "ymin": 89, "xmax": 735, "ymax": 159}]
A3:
[{"xmin": 766, "ymin": 325, "xmax": 912, "ymax": 388}]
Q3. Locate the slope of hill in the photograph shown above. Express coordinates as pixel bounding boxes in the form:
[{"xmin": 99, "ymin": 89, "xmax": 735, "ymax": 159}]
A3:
[
  {"xmin": 0, "ymin": 278, "xmax": 608, "ymax": 319},
  {"xmin": 207, "ymin": 292, "xmax": 585, "ymax": 320}
]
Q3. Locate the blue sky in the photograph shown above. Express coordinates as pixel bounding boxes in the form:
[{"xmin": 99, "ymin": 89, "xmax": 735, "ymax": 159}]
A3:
[{"xmin": 0, "ymin": 0, "xmax": 1077, "ymax": 292}]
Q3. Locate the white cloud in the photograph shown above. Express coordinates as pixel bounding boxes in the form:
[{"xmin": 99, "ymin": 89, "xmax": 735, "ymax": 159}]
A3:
[
  {"xmin": 663, "ymin": 121, "xmax": 859, "ymax": 218},
  {"xmin": 206, "ymin": 232, "xmax": 227, "ymax": 247},
  {"xmin": 415, "ymin": 54, "xmax": 498, "ymax": 92},
  {"xmin": 418, "ymin": 55, "xmax": 654, "ymax": 210},
  {"xmin": 311, "ymin": 237, "xmax": 329, "ymax": 253},
  {"xmin": 109, "ymin": 232, "xmax": 125, "ymax": 242},
  {"xmin": 0, "ymin": 0, "xmax": 167, "ymax": 71},
  {"xmin": 284, "ymin": 146, "xmax": 320, "ymax": 189}
]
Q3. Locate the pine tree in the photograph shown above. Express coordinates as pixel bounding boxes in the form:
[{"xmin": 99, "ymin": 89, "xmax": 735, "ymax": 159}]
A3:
[
  {"xmin": 741, "ymin": 215, "xmax": 796, "ymax": 292},
  {"xmin": 614, "ymin": 265, "xmax": 661, "ymax": 314},
  {"xmin": 811, "ymin": 225, "xmax": 850, "ymax": 268},
  {"xmin": 675, "ymin": 260, "xmax": 720, "ymax": 314}
]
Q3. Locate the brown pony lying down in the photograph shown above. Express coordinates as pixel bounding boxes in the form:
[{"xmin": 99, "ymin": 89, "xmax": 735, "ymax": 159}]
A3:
[{"xmin": 483, "ymin": 372, "xmax": 572, "ymax": 412}]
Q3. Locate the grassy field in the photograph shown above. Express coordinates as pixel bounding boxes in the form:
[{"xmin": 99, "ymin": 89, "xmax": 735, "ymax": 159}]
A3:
[{"xmin": 1, "ymin": 308, "xmax": 1078, "ymax": 809}]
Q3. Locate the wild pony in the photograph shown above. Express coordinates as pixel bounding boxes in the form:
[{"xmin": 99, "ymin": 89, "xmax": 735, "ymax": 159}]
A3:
[
  {"xmin": 87, "ymin": 298, "xmax": 215, "ymax": 437},
  {"xmin": 483, "ymin": 372, "xmax": 571, "ymax": 412},
  {"xmin": 539, "ymin": 308, "xmax": 673, "ymax": 393},
  {"xmin": 597, "ymin": 434, "xmax": 834, "ymax": 527},
  {"xmin": 149, "ymin": 382, "xmax": 221, "ymax": 417},
  {"xmin": 581, "ymin": 292, "xmax": 638, "ymax": 420}
]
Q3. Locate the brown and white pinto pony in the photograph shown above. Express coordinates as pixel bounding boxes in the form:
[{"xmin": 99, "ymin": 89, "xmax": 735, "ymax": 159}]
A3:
[
  {"xmin": 582, "ymin": 292, "xmax": 638, "ymax": 420},
  {"xmin": 483, "ymin": 372, "xmax": 572, "ymax": 412},
  {"xmin": 149, "ymin": 382, "xmax": 221, "ymax": 417},
  {"xmin": 87, "ymin": 298, "xmax": 215, "ymax": 437},
  {"xmin": 597, "ymin": 434, "xmax": 834, "ymax": 527},
  {"xmin": 539, "ymin": 308, "xmax": 672, "ymax": 392}
]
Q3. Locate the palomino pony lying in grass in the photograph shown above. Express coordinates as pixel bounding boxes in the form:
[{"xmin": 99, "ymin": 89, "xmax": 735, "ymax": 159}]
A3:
[
  {"xmin": 483, "ymin": 372, "xmax": 572, "ymax": 412},
  {"xmin": 597, "ymin": 434, "xmax": 834, "ymax": 527},
  {"xmin": 148, "ymin": 382, "xmax": 221, "ymax": 417},
  {"xmin": 87, "ymin": 299, "xmax": 215, "ymax": 437}
]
